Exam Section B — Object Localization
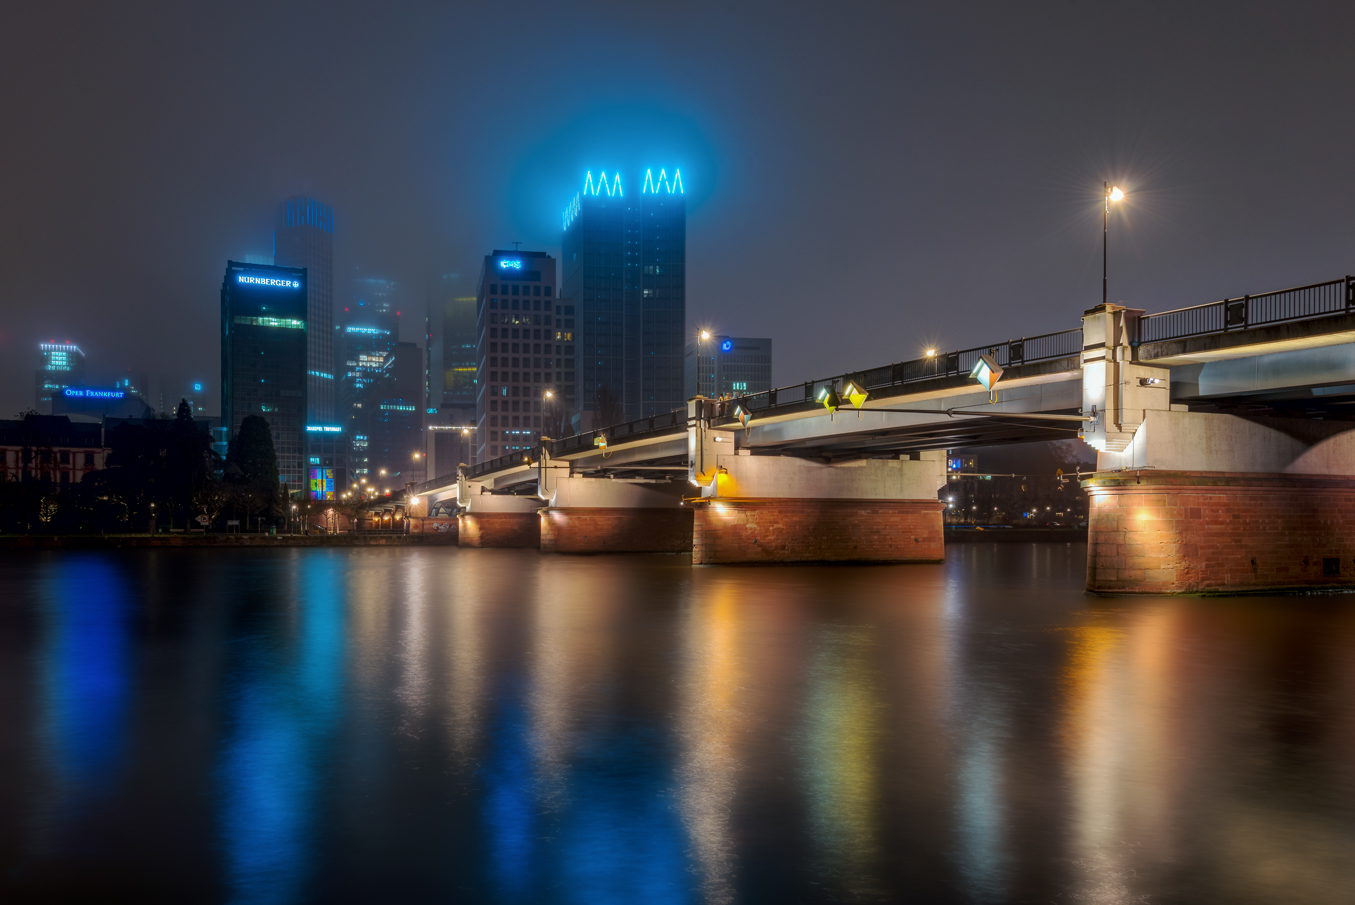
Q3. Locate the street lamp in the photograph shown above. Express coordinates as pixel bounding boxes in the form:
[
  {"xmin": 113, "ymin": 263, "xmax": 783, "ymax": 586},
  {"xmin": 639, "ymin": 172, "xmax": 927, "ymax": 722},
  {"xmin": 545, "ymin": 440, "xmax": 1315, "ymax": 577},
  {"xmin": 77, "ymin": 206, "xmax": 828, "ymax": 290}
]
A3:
[{"xmin": 1104, "ymin": 183, "xmax": 1126, "ymax": 307}]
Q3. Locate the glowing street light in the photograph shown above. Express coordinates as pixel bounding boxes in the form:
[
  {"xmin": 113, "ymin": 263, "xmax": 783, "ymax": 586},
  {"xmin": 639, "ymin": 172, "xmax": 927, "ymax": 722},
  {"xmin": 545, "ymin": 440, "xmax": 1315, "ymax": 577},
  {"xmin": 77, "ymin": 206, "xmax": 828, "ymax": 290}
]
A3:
[
  {"xmin": 700, "ymin": 330, "xmax": 710, "ymax": 341},
  {"xmin": 1104, "ymin": 182, "xmax": 1126, "ymax": 307}
]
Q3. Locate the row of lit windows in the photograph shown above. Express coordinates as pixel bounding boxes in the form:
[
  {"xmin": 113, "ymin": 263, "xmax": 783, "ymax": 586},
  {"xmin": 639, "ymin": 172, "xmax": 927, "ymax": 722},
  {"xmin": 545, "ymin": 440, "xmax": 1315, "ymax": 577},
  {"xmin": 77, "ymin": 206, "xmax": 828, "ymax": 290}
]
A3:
[{"xmin": 487, "ymin": 284, "xmax": 551, "ymax": 297}]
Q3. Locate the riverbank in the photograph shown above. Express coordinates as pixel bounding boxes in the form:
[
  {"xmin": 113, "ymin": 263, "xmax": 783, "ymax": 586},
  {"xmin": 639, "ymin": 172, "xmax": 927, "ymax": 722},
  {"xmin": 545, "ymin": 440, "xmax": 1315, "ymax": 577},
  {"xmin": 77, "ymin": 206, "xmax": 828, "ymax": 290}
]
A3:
[{"xmin": 0, "ymin": 533, "xmax": 457, "ymax": 549}]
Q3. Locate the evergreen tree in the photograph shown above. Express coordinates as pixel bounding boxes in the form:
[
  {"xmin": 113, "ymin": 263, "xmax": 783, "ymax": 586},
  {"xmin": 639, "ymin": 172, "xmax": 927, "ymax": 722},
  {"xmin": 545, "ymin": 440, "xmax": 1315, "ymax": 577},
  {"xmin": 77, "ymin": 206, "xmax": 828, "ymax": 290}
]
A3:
[{"xmin": 225, "ymin": 415, "xmax": 280, "ymax": 525}]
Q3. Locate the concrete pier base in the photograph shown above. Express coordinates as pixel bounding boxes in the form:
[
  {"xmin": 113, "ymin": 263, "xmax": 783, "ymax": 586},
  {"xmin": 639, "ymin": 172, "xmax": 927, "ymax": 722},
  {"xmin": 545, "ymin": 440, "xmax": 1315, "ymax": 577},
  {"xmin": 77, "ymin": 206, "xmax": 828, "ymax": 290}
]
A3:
[
  {"xmin": 539, "ymin": 476, "xmax": 691, "ymax": 553},
  {"xmin": 1085, "ymin": 471, "xmax": 1355, "ymax": 594},
  {"xmin": 458, "ymin": 495, "xmax": 542, "ymax": 548},
  {"xmin": 540, "ymin": 507, "xmax": 693, "ymax": 553},
  {"xmin": 692, "ymin": 498, "xmax": 944, "ymax": 564}
]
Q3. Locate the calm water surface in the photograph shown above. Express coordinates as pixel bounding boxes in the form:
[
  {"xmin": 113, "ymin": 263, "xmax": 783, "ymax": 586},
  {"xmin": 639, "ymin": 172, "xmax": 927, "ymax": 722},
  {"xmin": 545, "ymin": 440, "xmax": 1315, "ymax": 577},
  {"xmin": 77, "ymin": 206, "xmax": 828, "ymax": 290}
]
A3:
[{"xmin": 2, "ymin": 544, "xmax": 1354, "ymax": 903}]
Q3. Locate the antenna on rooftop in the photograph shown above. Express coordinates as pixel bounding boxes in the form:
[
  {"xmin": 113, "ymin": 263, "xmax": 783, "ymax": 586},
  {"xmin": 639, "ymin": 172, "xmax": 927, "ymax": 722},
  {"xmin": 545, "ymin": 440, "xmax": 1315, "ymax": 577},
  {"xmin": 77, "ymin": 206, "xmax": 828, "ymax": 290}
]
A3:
[{"xmin": 511, "ymin": 241, "xmax": 522, "ymax": 251}]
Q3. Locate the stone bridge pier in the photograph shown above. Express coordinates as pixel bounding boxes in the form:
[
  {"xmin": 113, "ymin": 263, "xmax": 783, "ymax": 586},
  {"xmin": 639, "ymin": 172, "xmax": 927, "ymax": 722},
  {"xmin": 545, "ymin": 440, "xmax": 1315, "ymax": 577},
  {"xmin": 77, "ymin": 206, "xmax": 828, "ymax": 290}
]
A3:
[
  {"xmin": 1080, "ymin": 302, "xmax": 1355, "ymax": 593},
  {"xmin": 689, "ymin": 451, "xmax": 946, "ymax": 565},
  {"xmin": 538, "ymin": 466, "xmax": 692, "ymax": 554},
  {"xmin": 455, "ymin": 474, "xmax": 543, "ymax": 548}
]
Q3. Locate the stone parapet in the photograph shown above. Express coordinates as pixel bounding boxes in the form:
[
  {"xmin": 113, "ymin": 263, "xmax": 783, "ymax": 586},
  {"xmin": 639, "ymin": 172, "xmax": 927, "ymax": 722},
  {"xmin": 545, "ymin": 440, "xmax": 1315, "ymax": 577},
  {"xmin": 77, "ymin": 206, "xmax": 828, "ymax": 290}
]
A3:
[
  {"xmin": 1084, "ymin": 470, "xmax": 1355, "ymax": 594},
  {"xmin": 692, "ymin": 498, "xmax": 944, "ymax": 565},
  {"xmin": 540, "ymin": 507, "xmax": 694, "ymax": 554},
  {"xmin": 457, "ymin": 512, "xmax": 540, "ymax": 548}
]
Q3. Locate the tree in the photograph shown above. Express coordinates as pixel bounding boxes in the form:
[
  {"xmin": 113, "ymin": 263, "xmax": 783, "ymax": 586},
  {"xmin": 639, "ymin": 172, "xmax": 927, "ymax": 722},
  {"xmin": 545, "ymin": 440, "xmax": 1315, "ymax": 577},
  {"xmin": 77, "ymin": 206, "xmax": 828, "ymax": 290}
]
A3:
[{"xmin": 225, "ymin": 415, "xmax": 280, "ymax": 528}]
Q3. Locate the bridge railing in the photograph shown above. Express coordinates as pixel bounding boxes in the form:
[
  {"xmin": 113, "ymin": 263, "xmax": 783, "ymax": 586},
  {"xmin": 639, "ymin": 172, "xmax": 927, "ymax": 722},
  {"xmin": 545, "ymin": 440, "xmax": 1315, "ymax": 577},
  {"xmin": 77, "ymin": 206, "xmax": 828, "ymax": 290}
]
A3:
[
  {"xmin": 1138, "ymin": 276, "xmax": 1355, "ymax": 344},
  {"xmin": 735, "ymin": 327, "xmax": 1083, "ymax": 414}
]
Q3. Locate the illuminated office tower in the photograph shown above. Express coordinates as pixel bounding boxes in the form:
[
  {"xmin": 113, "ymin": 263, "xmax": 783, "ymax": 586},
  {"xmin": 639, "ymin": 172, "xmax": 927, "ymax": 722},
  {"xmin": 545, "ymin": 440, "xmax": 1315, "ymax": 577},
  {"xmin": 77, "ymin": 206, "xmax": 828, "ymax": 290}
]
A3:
[
  {"xmin": 335, "ymin": 277, "xmax": 401, "ymax": 479},
  {"xmin": 685, "ymin": 335, "xmax": 773, "ymax": 397},
  {"xmin": 274, "ymin": 196, "xmax": 334, "ymax": 423},
  {"xmin": 562, "ymin": 168, "xmax": 686, "ymax": 423},
  {"xmin": 426, "ymin": 272, "xmax": 479, "ymax": 472},
  {"xmin": 474, "ymin": 250, "xmax": 560, "ymax": 461},
  {"xmin": 35, "ymin": 342, "xmax": 86, "ymax": 412},
  {"xmin": 220, "ymin": 261, "xmax": 309, "ymax": 487}
]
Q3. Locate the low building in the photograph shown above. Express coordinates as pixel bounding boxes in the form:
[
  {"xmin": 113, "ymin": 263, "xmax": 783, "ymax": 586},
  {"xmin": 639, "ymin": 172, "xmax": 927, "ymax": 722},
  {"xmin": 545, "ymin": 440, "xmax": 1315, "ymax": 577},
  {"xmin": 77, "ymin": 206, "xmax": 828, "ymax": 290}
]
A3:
[
  {"xmin": 0, "ymin": 415, "xmax": 108, "ymax": 486},
  {"xmin": 51, "ymin": 386, "xmax": 155, "ymax": 419},
  {"xmin": 685, "ymin": 335, "xmax": 773, "ymax": 398}
]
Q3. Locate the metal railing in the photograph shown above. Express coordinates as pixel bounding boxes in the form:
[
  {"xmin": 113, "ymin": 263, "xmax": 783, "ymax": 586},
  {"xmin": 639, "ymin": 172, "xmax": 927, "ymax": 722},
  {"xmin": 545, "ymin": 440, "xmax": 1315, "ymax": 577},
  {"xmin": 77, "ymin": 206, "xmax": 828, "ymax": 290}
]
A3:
[
  {"xmin": 464, "ymin": 407, "xmax": 689, "ymax": 479},
  {"xmin": 734, "ymin": 327, "xmax": 1083, "ymax": 416},
  {"xmin": 1138, "ymin": 276, "xmax": 1355, "ymax": 344}
]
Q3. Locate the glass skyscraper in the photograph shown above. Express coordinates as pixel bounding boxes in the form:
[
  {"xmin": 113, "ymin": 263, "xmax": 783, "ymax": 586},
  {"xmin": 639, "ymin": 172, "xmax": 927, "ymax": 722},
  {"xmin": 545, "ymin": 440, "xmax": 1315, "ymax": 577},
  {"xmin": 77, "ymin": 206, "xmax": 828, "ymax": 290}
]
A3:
[
  {"xmin": 274, "ymin": 196, "xmax": 335, "ymax": 424},
  {"xmin": 220, "ymin": 261, "xmax": 309, "ymax": 487},
  {"xmin": 562, "ymin": 168, "xmax": 686, "ymax": 424}
]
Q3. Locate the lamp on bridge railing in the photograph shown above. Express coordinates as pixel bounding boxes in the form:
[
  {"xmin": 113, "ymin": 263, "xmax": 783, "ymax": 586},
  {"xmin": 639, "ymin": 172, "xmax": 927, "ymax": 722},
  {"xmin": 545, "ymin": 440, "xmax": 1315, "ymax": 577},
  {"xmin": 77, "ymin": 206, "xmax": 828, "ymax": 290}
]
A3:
[
  {"xmin": 969, "ymin": 352, "xmax": 1004, "ymax": 398},
  {"xmin": 733, "ymin": 403, "xmax": 751, "ymax": 427},
  {"xmin": 842, "ymin": 377, "xmax": 868, "ymax": 411},
  {"xmin": 816, "ymin": 384, "xmax": 841, "ymax": 415}
]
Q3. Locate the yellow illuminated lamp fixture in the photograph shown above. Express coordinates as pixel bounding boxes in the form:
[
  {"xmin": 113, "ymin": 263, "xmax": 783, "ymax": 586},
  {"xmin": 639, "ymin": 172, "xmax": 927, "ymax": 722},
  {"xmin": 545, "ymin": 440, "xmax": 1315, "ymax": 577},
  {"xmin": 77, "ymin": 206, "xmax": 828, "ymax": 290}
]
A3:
[
  {"xmin": 969, "ymin": 352, "xmax": 1004, "ymax": 395},
  {"xmin": 817, "ymin": 384, "xmax": 841, "ymax": 415},
  {"xmin": 733, "ymin": 403, "xmax": 751, "ymax": 428},
  {"xmin": 842, "ymin": 377, "xmax": 868, "ymax": 411}
]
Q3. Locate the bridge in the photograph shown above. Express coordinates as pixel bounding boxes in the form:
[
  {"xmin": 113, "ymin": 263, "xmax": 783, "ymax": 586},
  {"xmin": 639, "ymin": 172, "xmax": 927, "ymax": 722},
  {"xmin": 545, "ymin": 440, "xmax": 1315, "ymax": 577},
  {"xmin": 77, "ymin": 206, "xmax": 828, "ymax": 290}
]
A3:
[{"xmin": 411, "ymin": 274, "xmax": 1355, "ymax": 596}]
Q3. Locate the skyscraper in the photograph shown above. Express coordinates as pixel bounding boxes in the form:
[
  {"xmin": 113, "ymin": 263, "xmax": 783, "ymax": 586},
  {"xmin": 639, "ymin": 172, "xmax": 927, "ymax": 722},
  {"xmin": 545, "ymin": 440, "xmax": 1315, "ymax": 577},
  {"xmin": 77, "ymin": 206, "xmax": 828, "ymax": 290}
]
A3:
[
  {"xmin": 35, "ymin": 342, "xmax": 86, "ymax": 413},
  {"xmin": 335, "ymin": 282, "xmax": 399, "ymax": 481},
  {"xmin": 474, "ymin": 250, "xmax": 561, "ymax": 461},
  {"xmin": 562, "ymin": 168, "xmax": 686, "ymax": 424},
  {"xmin": 426, "ymin": 273, "xmax": 479, "ymax": 474},
  {"xmin": 274, "ymin": 196, "xmax": 335, "ymax": 423},
  {"xmin": 686, "ymin": 335, "xmax": 773, "ymax": 398},
  {"xmin": 220, "ymin": 261, "xmax": 309, "ymax": 487}
]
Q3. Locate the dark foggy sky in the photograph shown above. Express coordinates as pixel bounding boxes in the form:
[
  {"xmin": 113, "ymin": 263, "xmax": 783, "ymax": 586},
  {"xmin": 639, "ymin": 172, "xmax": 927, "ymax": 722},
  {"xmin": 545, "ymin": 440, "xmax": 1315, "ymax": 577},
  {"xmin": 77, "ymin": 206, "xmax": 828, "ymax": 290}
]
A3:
[{"xmin": 4, "ymin": 1, "xmax": 1354, "ymax": 417}]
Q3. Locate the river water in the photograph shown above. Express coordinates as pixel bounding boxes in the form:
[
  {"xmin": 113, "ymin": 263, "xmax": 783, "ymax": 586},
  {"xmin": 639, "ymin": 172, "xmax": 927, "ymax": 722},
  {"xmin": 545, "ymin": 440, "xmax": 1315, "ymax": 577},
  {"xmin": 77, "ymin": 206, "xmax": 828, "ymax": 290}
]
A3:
[{"xmin": 1, "ymin": 544, "xmax": 1353, "ymax": 903}]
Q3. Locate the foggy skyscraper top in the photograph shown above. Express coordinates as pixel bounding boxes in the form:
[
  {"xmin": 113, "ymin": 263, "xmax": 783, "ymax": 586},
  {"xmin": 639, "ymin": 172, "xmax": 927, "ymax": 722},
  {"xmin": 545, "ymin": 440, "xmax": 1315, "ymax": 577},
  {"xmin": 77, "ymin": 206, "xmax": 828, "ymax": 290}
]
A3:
[
  {"xmin": 563, "ymin": 169, "xmax": 686, "ymax": 423},
  {"xmin": 274, "ymin": 196, "xmax": 335, "ymax": 423}
]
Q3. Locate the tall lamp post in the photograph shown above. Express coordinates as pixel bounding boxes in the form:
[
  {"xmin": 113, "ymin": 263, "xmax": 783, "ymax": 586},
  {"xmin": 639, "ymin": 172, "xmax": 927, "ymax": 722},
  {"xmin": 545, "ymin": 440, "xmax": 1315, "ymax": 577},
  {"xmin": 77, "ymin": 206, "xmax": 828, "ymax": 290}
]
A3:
[
  {"xmin": 697, "ymin": 330, "xmax": 711, "ymax": 397},
  {"xmin": 1103, "ymin": 183, "xmax": 1125, "ymax": 307}
]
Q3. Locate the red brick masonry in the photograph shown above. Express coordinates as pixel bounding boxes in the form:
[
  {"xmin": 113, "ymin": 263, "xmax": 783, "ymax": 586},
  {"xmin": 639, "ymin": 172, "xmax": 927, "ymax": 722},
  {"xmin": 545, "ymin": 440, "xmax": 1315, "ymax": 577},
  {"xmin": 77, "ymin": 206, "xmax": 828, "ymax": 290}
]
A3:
[
  {"xmin": 409, "ymin": 517, "xmax": 458, "ymax": 540},
  {"xmin": 1084, "ymin": 471, "xmax": 1355, "ymax": 594},
  {"xmin": 692, "ymin": 498, "xmax": 945, "ymax": 564},
  {"xmin": 540, "ymin": 507, "xmax": 694, "ymax": 554},
  {"xmin": 458, "ymin": 512, "xmax": 540, "ymax": 548}
]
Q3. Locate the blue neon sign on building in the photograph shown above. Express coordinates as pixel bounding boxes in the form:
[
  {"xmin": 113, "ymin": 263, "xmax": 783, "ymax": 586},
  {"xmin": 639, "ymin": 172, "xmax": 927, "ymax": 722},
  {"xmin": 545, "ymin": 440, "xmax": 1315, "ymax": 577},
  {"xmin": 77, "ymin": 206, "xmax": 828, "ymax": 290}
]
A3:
[
  {"xmin": 499, "ymin": 260, "xmax": 522, "ymax": 270},
  {"xmin": 63, "ymin": 388, "xmax": 125, "ymax": 399}
]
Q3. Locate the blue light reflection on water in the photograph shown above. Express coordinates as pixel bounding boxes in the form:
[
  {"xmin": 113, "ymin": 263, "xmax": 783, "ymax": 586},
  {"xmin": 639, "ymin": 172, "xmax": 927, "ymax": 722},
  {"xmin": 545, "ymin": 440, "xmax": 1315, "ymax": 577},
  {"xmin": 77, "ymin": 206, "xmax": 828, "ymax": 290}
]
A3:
[
  {"xmin": 37, "ymin": 556, "xmax": 131, "ymax": 808},
  {"xmin": 217, "ymin": 554, "xmax": 347, "ymax": 905}
]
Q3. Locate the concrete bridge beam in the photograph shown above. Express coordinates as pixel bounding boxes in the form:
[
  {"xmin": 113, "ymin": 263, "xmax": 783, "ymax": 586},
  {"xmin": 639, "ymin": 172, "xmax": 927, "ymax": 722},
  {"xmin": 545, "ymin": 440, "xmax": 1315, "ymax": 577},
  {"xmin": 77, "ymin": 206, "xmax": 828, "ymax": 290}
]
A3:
[{"xmin": 691, "ymin": 452, "xmax": 946, "ymax": 564}]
